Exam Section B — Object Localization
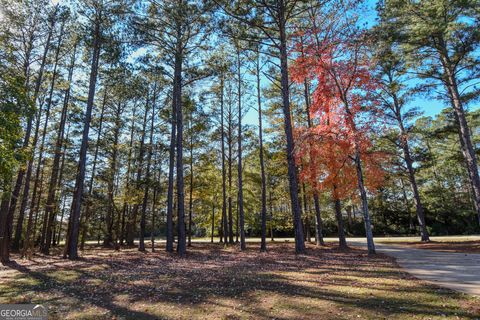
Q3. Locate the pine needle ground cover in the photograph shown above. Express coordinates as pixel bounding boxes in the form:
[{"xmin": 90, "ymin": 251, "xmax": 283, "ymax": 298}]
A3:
[{"xmin": 0, "ymin": 242, "xmax": 478, "ymax": 320}]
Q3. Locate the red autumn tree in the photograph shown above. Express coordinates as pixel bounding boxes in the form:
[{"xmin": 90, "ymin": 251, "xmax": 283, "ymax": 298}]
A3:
[{"xmin": 291, "ymin": 27, "xmax": 386, "ymax": 253}]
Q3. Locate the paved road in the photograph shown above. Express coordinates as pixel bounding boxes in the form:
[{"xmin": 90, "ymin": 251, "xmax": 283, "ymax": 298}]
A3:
[{"xmin": 349, "ymin": 240, "xmax": 480, "ymax": 296}]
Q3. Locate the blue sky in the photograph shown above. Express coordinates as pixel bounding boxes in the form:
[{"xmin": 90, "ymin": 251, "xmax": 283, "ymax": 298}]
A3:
[
  {"xmin": 123, "ymin": 0, "xmax": 475, "ymax": 128},
  {"xmin": 360, "ymin": 0, "xmax": 479, "ymax": 119},
  {"xmin": 360, "ymin": 0, "xmax": 448, "ymax": 119},
  {"xmin": 240, "ymin": 0, "xmax": 478, "ymax": 128}
]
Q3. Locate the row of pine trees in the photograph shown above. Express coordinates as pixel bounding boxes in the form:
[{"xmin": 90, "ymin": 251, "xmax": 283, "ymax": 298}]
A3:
[{"xmin": 0, "ymin": 0, "xmax": 479, "ymax": 263}]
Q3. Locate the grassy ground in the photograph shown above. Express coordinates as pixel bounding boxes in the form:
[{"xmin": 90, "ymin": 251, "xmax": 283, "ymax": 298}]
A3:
[
  {"xmin": 376, "ymin": 240, "xmax": 480, "ymax": 253},
  {"xmin": 374, "ymin": 235, "xmax": 480, "ymax": 243},
  {"xmin": 374, "ymin": 236, "xmax": 480, "ymax": 253},
  {"xmin": 0, "ymin": 242, "xmax": 479, "ymax": 320}
]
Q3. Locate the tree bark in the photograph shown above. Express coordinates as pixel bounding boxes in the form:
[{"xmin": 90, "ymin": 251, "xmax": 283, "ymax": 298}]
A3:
[
  {"xmin": 333, "ymin": 188, "xmax": 347, "ymax": 249},
  {"xmin": 353, "ymin": 148, "xmax": 376, "ymax": 254},
  {"xmin": 386, "ymin": 79, "xmax": 429, "ymax": 241},
  {"xmin": 278, "ymin": 1, "xmax": 305, "ymax": 253},
  {"xmin": 0, "ymin": 193, "xmax": 11, "ymax": 263},
  {"xmin": 303, "ymin": 76, "xmax": 325, "ymax": 246},
  {"xmin": 120, "ymin": 107, "xmax": 137, "ymax": 245},
  {"xmin": 220, "ymin": 75, "xmax": 229, "ymax": 244},
  {"xmin": 53, "ymin": 89, "xmax": 75, "ymax": 251},
  {"xmin": 441, "ymin": 55, "xmax": 480, "ymax": 227},
  {"xmin": 150, "ymin": 154, "xmax": 159, "ymax": 252},
  {"xmin": 175, "ymin": 27, "xmax": 186, "ymax": 256},
  {"xmin": 313, "ymin": 193, "xmax": 324, "ymax": 245},
  {"xmin": 269, "ymin": 183, "xmax": 274, "ymax": 242},
  {"xmin": 17, "ymin": 110, "xmax": 41, "ymax": 257},
  {"xmin": 140, "ymin": 85, "xmax": 157, "ymax": 251},
  {"xmin": 15, "ymin": 29, "xmax": 63, "ymax": 252},
  {"xmin": 31, "ymin": 166, "xmax": 46, "ymax": 247},
  {"xmin": 56, "ymin": 194, "xmax": 67, "ymax": 245},
  {"xmin": 34, "ymin": 23, "xmax": 65, "ymax": 254},
  {"xmin": 236, "ymin": 195, "xmax": 239, "ymax": 242},
  {"xmin": 256, "ymin": 49, "xmax": 267, "ymax": 252},
  {"xmin": 227, "ymin": 88, "xmax": 234, "ymax": 244},
  {"xmin": 342, "ymin": 97, "xmax": 375, "ymax": 254},
  {"xmin": 398, "ymin": 122, "xmax": 429, "ymax": 241},
  {"xmin": 54, "ymin": 125, "xmax": 70, "ymax": 247},
  {"xmin": 302, "ymin": 183, "xmax": 311, "ymax": 242},
  {"xmin": 166, "ymin": 65, "xmax": 178, "ymax": 253},
  {"xmin": 236, "ymin": 47, "xmax": 246, "ymax": 250},
  {"xmin": 80, "ymin": 88, "xmax": 107, "ymax": 250},
  {"xmin": 127, "ymin": 93, "xmax": 150, "ymax": 246},
  {"xmin": 187, "ymin": 121, "xmax": 194, "ymax": 247},
  {"xmin": 219, "ymin": 211, "xmax": 224, "ymax": 243},
  {"xmin": 0, "ymin": 11, "xmax": 55, "ymax": 262},
  {"xmin": 211, "ymin": 202, "xmax": 215, "ymax": 243},
  {"xmin": 65, "ymin": 14, "xmax": 102, "ymax": 259},
  {"xmin": 105, "ymin": 102, "xmax": 122, "ymax": 248}
]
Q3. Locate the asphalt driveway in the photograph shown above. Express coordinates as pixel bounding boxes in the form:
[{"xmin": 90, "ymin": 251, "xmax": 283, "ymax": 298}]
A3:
[{"xmin": 349, "ymin": 239, "xmax": 480, "ymax": 296}]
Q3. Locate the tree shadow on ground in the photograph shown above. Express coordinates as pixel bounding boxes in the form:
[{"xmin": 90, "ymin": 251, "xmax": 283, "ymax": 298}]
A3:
[{"xmin": 1, "ymin": 243, "xmax": 478, "ymax": 319}]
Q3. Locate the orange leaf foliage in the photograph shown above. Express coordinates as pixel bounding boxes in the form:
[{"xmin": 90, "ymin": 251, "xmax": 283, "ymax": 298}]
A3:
[{"xmin": 291, "ymin": 29, "xmax": 387, "ymax": 200}]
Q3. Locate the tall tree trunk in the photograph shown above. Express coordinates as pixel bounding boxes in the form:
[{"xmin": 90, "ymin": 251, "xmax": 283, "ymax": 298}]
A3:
[
  {"xmin": 120, "ymin": 108, "xmax": 137, "ymax": 245},
  {"xmin": 398, "ymin": 121, "xmax": 429, "ymax": 241},
  {"xmin": 256, "ymin": 49, "xmax": 267, "ymax": 252},
  {"xmin": 211, "ymin": 201, "xmax": 215, "ymax": 243},
  {"xmin": 174, "ymin": 25, "xmax": 186, "ymax": 256},
  {"xmin": 236, "ymin": 196, "xmax": 239, "ymax": 242},
  {"xmin": 150, "ymin": 186, "xmax": 157, "ymax": 252},
  {"xmin": 127, "ymin": 93, "xmax": 150, "ymax": 246},
  {"xmin": 32, "ymin": 165, "xmax": 46, "ymax": 246},
  {"xmin": 16, "ymin": 35, "xmax": 62, "ymax": 252},
  {"xmin": 150, "ymin": 150, "xmax": 161, "ymax": 252},
  {"xmin": 269, "ymin": 183, "xmax": 274, "ymax": 241},
  {"xmin": 105, "ymin": 103, "xmax": 122, "ymax": 248},
  {"xmin": 187, "ymin": 121, "xmax": 193, "ymax": 247},
  {"xmin": 278, "ymin": 1, "xmax": 304, "ymax": 253},
  {"xmin": 313, "ymin": 193, "xmax": 324, "ymax": 245},
  {"xmin": 353, "ymin": 148, "xmax": 375, "ymax": 254},
  {"xmin": 166, "ymin": 121, "xmax": 176, "ymax": 252},
  {"xmin": 65, "ymin": 15, "xmax": 102, "ymax": 260},
  {"xmin": 43, "ymin": 42, "xmax": 76, "ymax": 251},
  {"xmin": 150, "ymin": 187, "xmax": 157, "ymax": 252},
  {"xmin": 22, "ymin": 114, "xmax": 45, "ymax": 257},
  {"xmin": 333, "ymin": 187, "xmax": 347, "ymax": 249},
  {"xmin": 0, "ymin": 193, "xmax": 11, "ymax": 263},
  {"xmin": 220, "ymin": 75, "xmax": 228, "ymax": 245},
  {"xmin": 34, "ymin": 23, "xmax": 65, "ymax": 254},
  {"xmin": 227, "ymin": 92, "xmax": 234, "ymax": 244},
  {"xmin": 140, "ymin": 86, "xmax": 157, "ymax": 252},
  {"xmin": 236, "ymin": 46, "xmax": 246, "ymax": 250},
  {"xmin": 166, "ymin": 72, "xmax": 178, "ymax": 254},
  {"xmin": 441, "ymin": 56, "xmax": 480, "ymax": 227},
  {"xmin": 387, "ymin": 84, "xmax": 429, "ymax": 240},
  {"xmin": 399, "ymin": 178, "xmax": 414, "ymax": 233},
  {"xmin": 0, "ymin": 12, "xmax": 55, "ymax": 262},
  {"xmin": 298, "ymin": 174, "xmax": 305, "ymax": 242},
  {"xmin": 19, "ymin": 91, "xmax": 50, "ymax": 252},
  {"xmin": 302, "ymin": 183, "xmax": 311, "ymax": 243},
  {"xmin": 219, "ymin": 211, "xmax": 224, "ymax": 243},
  {"xmin": 343, "ymin": 98, "xmax": 375, "ymax": 254},
  {"xmin": 56, "ymin": 193, "xmax": 67, "ymax": 245},
  {"xmin": 53, "ymin": 125, "xmax": 70, "ymax": 247},
  {"xmin": 80, "ymin": 88, "xmax": 107, "ymax": 250},
  {"xmin": 303, "ymin": 75, "xmax": 324, "ymax": 246}
]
